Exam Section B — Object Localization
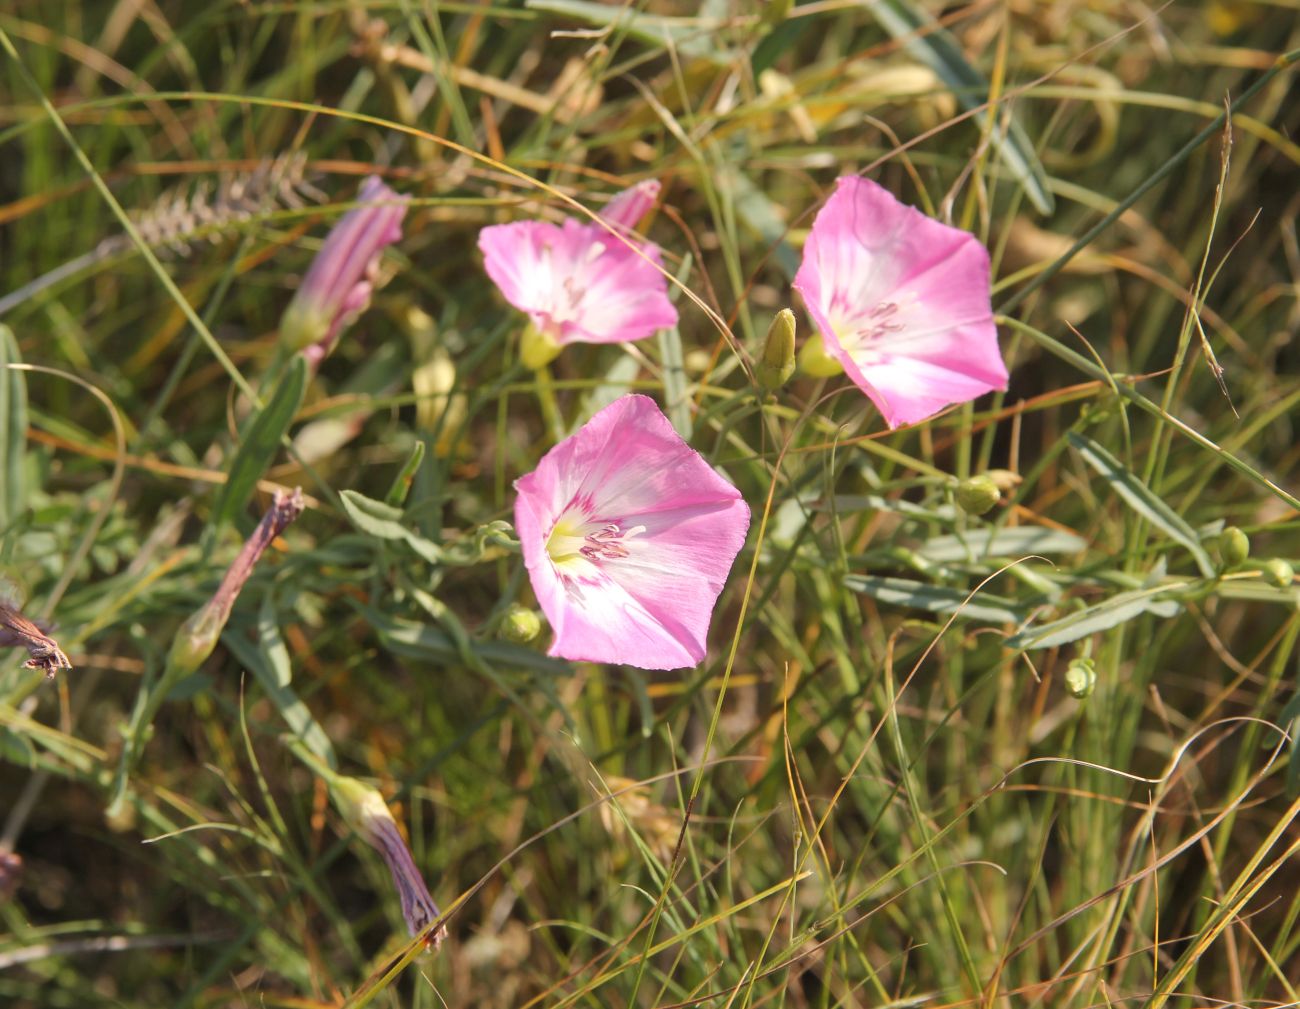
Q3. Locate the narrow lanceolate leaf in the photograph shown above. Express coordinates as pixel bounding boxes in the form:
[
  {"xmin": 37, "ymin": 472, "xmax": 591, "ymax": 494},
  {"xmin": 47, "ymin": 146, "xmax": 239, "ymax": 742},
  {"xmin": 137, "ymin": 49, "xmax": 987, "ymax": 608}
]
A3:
[
  {"xmin": 861, "ymin": 0, "xmax": 1054, "ymax": 215},
  {"xmin": 361, "ymin": 607, "xmax": 571, "ymax": 677},
  {"xmin": 211, "ymin": 356, "xmax": 307, "ymax": 531},
  {"xmin": 1005, "ymin": 587, "xmax": 1182, "ymax": 651},
  {"xmin": 844, "ymin": 574, "xmax": 1028, "ymax": 624},
  {"xmin": 1068, "ymin": 431, "xmax": 1216, "ymax": 577},
  {"xmin": 338, "ymin": 489, "xmax": 443, "ymax": 563},
  {"xmin": 917, "ymin": 527, "xmax": 1089, "ymax": 564},
  {"xmin": 0, "ymin": 325, "xmax": 27, "ymax": 531}
]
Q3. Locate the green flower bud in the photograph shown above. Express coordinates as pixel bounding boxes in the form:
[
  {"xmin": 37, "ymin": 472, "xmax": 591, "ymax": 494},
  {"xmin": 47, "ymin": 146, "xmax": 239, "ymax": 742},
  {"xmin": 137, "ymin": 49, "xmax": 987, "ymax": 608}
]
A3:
[
  {"xmin": 167, "ymin": 607, "xmax": 223, "ymax": 678},
  {"xmin": 1262, "ymin": 558, "xmax": 1294, "ymax": 588},
  {"xmin": 520, "ymin": 321, "xmax": 563, "ymax": 370},
  {"xmin": 500, "ymin": 605, "xmax": 542, "ymax": 644},
  {"xmin": 758, "ymin": 309, "xmax": 797, "ymax": 390},
  {"xmin": 955, "ymin": 475, "xmax": 1001, "ymax": 516},
  {"xmin": 1217, "ymin": 527, "xmax": 1250, "ymax": 568},
  {"xmin": 1064, "ymin": 657, "xmax": 1096, "ymax": 699},
  {"xmin": 798, "ymin": 332, "xmax": 844, "ymax": 378}
]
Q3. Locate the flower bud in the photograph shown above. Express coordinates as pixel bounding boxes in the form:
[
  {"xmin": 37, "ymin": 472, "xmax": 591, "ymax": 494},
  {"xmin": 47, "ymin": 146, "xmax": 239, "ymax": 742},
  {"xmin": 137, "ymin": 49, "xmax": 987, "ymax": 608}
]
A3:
[
  {"xmin": 279, "ymin": 176, "xmax": 408, "ymax": 361},
  {"xmin": 1217, "ymin": 527, "xmax": 1250, "ymax": 568},
  {"xmin": 1262, "ymin": 558, "xmax": 1294, "ymax": 589},
  {"xmin": 1064, "ymin": 657, "xmax": 1096, "ymax": 699},
  {"xmin": 500, "ymin": 605, "xmax": 542, "ymax": 644},
  {"xmin": 330, "ymin": 775, "xmax": 446, "ymax": 947},
  {"xmin": 955, "ymin": 475, "xmax": 1001, "ymax": 516},
  {"xmin": 602, "ymin": 180, "xmax": 661, "ymax": 232},
  {"xmin": 797, "ymin": 331, "xmax": 843, "ymax": 378},
  {"xmin": 758, "ymin": 309, "xmax": 797, "ymax": 389},
  {"xmin": 167, "ymin": 606, "xmax": 222, "ymax": 678}
]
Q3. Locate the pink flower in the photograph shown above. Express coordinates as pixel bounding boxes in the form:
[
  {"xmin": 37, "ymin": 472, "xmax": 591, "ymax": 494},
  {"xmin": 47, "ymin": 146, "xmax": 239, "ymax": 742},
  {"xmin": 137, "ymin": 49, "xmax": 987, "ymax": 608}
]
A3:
[
  {"xmin": 280, "ymin": 175, "xmax": 409, "ymax": 362},
  {"xmin": 478, "ymin": 182, "xmax": 678, "ymax": 368},
  {"xmin": 793, "ymin": 176, "xmax": 1009, "ymax": 428},
  {"xmin": 514, "ymin": 394, "xmax": 749, "ymax": 670}
]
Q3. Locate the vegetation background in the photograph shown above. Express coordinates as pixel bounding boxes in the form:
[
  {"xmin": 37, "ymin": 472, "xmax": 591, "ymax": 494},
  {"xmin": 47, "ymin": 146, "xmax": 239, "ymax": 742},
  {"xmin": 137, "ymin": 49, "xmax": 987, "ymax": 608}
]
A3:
[{"xmin": 1, "ymin": 0, "xmax": 1299, "ymax": 1006}]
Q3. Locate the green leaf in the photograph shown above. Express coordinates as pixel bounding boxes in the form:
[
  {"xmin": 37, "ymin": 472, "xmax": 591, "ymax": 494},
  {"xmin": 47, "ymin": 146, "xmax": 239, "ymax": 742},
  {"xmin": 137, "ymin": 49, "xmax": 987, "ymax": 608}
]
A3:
[
  {"xmin": 210, "ymin": 356, "xmax": 306, "ymax": 530},
  {"xmin": 340, "ymin": 490, "xmax": 516, "ymax": 566},
  {"xmin": 844, "ymin": 574, "xmax": 1028, "ymax": 624},
  {"xmin": 0, "ymin": 325, "xmax": 27, "ymax": 532},
  {"xmin": 220, "ymin": 602, "xmax": 335, "ymax": 768},
  {"xmin": 384, "ymin": 441, "xmax": 426, "ymax": 506},
  {"xmin": 917, "ymin": 527, "xmax": 1089, "ymax": 564},
  {"xmin": 362, "ymin": 606, "xmax": 570, "ymax": 677},
  {"xmin": 861, "ymin": 0, "xmax": 1054, "ymax": 215},
  {"xmin": 339, "ymin": 489, "xmax": 410, "ymax": 541},
  {"xmin": 1005, "ymin": 587, "xmax": 1182, "ymax": 651},
  {"xmin": 1068, "ymin": 431, "xmax": 1216, "ymax": 577}
]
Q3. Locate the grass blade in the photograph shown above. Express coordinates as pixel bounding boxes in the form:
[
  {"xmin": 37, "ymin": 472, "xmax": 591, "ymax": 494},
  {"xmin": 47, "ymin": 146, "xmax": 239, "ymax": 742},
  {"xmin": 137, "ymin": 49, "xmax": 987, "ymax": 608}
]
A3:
[
  {"xmin": 1068, "ymin": 431, "xmax": 1216, "ymax": 577},
  {"xmin": 844, "ymin": 574, "xmax": 1028, "ymax": 624}
]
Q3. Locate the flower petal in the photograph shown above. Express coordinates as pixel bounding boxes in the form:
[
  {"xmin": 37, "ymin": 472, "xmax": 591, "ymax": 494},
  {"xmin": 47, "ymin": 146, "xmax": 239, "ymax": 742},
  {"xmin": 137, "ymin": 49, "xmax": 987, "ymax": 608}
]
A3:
[{"xmin": 480, "ymin": 211, "xmax": 677, "ymax": 347}]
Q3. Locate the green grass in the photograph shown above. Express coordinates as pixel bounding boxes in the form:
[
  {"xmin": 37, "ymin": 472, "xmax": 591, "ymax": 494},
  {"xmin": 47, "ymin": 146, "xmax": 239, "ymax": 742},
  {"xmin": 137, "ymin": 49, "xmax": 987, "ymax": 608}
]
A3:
[{"xmin": 2, "ymin": 1, "xmax": 1300, "ymax": 1006}]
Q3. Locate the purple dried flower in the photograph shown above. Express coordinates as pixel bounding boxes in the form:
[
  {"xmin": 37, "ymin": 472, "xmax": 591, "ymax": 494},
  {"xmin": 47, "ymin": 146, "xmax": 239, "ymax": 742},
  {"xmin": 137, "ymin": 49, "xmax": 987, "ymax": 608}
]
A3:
[
  {"xmin": 330, "ymin": 776, "xmax": 446, "ymax": 947},
  {"xmin": 170, "ymin": 488, "xmax": 304, "ymax": 673}
]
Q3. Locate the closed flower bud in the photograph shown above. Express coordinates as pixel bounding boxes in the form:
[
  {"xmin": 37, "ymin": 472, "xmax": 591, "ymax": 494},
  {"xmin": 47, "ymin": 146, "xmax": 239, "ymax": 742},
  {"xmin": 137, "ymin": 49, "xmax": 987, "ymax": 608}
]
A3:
[
  {"xmin": 1218, "ymin": 527, "xmax": 1250, "ymax": 568},
  {"xmin": 500, "ymin": 605, "xmax": 542, "ymax": 644},
  {"xmin": 758, "ymin": 309, "xmax": 797, "ymax": 389},
  {"xmin": 955, "ymin": 475, "xmax": 1001, "ymax": 516},
  {"xmin": 280, "ymin": 176, "xmax": 408, "ymax": 362},
  {"xmin": 1064, "ymin": 657, "xmax": 1096, "ymax": 699},
  {"xmin": 1262, "ymin": 558, "xmax": 1294, "ymax": 588},
  {"xmin": 167, "ymin": 607, "xmax": 222, "ymax": 678}
]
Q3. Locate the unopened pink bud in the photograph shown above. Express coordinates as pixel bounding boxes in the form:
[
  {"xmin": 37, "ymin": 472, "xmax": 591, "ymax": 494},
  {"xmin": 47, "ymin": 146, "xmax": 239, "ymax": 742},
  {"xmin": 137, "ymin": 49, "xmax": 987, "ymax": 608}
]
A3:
[
  {"xmin": 601, "ymin": 179, "xmax": 661, "ymax": 231},
  {"xmin": 280, "ymin": 176, "xmax": 408, "ymax": 360}
]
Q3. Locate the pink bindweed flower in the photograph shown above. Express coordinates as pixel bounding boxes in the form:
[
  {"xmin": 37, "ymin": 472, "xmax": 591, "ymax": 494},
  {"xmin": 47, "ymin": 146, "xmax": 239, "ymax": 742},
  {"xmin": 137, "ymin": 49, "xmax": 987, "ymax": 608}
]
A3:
[
  {"xmin": 514, "ymin": 394, "xmax": 749, "ymax": 670},
  {"xmin": 478, "ymin": 182, "xmax": 678, "ymax": 369},
  {"xmin": 280, "ymin": 175, "xmax": 409, "ymax": 364},
  {"xmin": 793, "ymin": 176, "xmax": 1009, "ymax": 429}
]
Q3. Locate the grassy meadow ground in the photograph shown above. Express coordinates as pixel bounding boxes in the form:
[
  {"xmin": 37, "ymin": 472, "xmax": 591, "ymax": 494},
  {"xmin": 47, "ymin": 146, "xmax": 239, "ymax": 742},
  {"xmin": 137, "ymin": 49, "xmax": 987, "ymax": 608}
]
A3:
[{"xmin": 2, "ymin": 1, "xmax": 1300, "ymax": 1006}]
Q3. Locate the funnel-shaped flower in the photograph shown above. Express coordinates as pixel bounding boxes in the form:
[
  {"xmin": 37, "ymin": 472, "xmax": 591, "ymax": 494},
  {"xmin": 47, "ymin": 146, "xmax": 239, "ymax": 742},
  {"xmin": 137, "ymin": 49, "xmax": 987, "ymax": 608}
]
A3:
[
  {"xmin": 514, "ymin": 394, "xmax": 749, "ymax": 670},
  {"xmin": 793, "ymin": 176, "xmax": 1008, "ymax": 428},
  {"xmin": 478, "ymin": 182, "xmax": 677, "ymax": 368},
  {"xmin": 280, "ymin": 175, "xmax": 408, "ymax": 362}
]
